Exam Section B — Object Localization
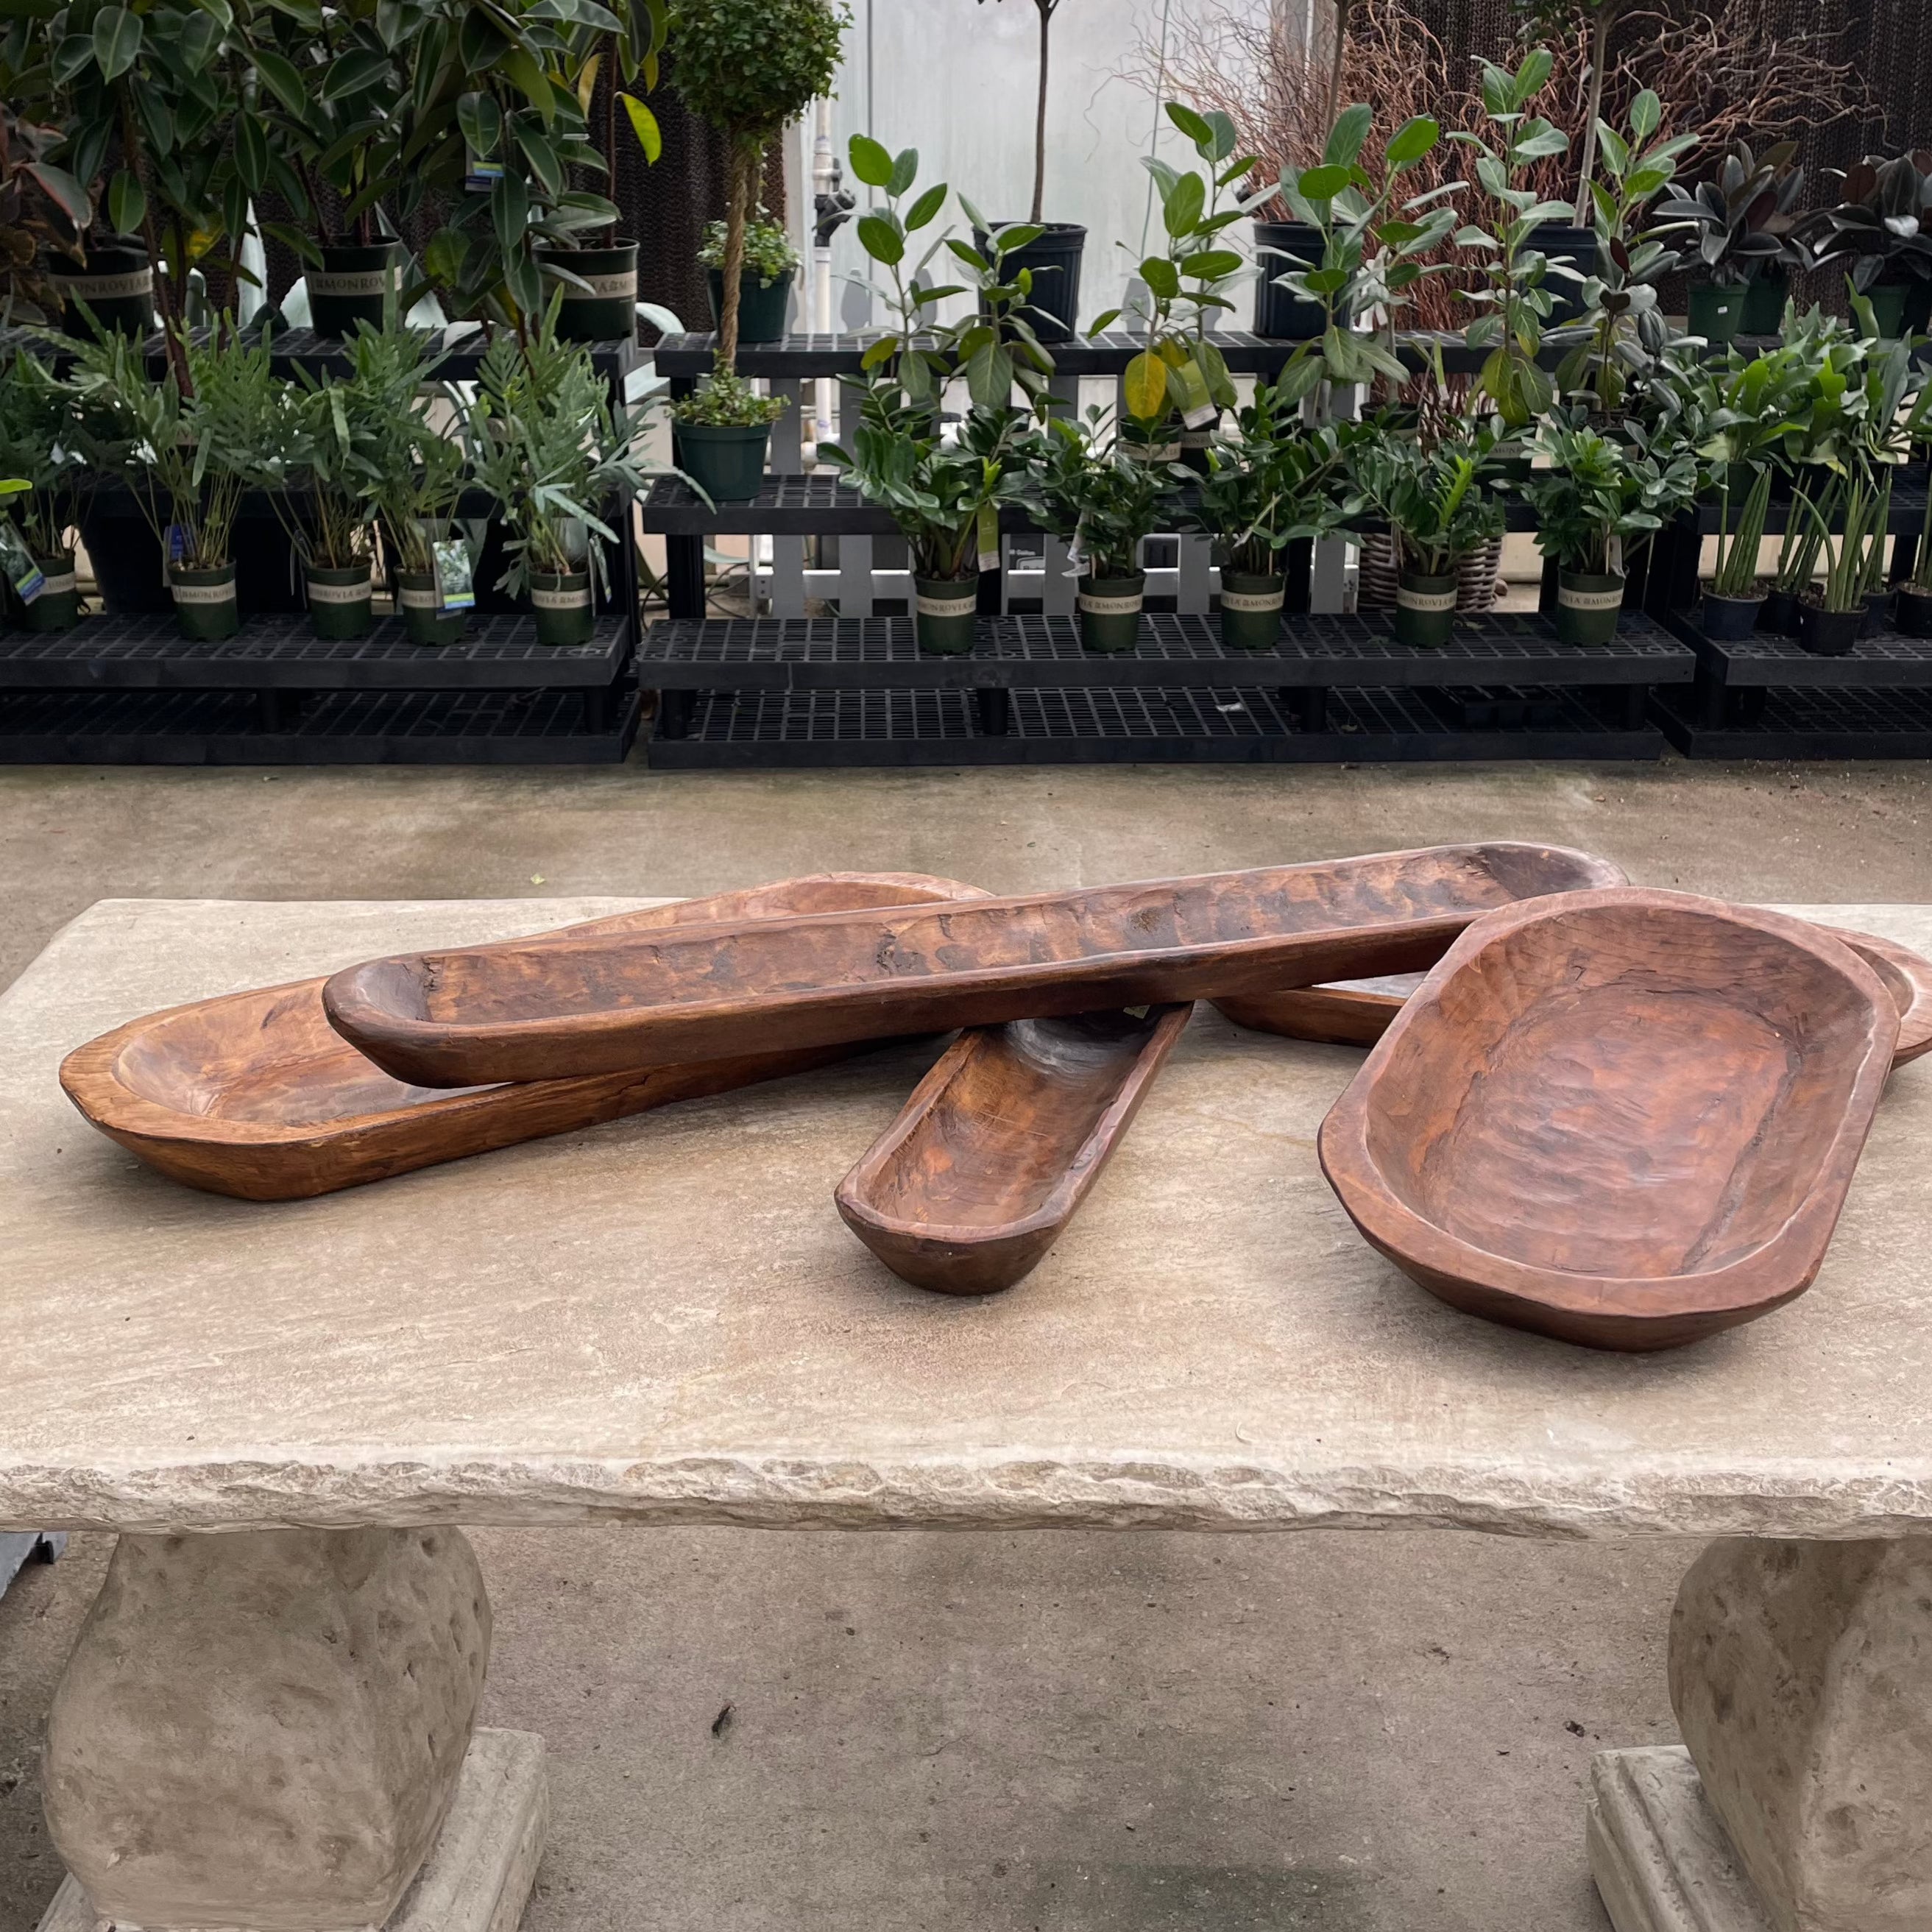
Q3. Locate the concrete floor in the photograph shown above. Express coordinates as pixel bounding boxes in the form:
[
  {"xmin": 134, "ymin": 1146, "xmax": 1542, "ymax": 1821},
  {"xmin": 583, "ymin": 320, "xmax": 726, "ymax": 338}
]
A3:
[{"xmin": 3, "ymin": 754, "xmax": 1931, "ymax": 1932}]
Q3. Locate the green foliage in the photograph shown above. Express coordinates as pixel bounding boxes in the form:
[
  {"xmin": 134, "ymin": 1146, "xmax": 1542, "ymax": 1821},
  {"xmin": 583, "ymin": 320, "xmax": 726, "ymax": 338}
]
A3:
[
  {"xmin": 1799, "ymin": 154, "xmax": 1932, "ymax": 294},
  {"xmin": 819, "ymin": 397, "xmax": 1037, "ymax": 580},
  {"xmin": 1181, "ymin": 384, "xmax": 1356, "ymax": 576},
  {"xmin": 1656, "ymin": 141, "xmax": 1802, "ymax": 289},
  {"xmin": 1029, "ymin": 408, "xmax": 1186, "ymax": 580},
  {"xmin": 669, "ymin": 0, "xmax": 847, "ymax": 145},
  {"xmin": 669, "ymin": 368, "xmax": 788, "ymax": 426},
  {"xmin": 698, "ymin": 213, "xmax": 799, "ymax": 283},
  {"xmin": 1522, "ymin": 412, "xmax": 1698, "ymax": 576},
  {"xmin": 0, "ymin": 350, "xmax": 121, "ymax": 557},
  {"xmin": 466, "ymin": 303, "xmax": 656, "ymax": 594},
  {"xmin": 1345, "ymin": 414, "xmax": 1505, "ymax": 577}
]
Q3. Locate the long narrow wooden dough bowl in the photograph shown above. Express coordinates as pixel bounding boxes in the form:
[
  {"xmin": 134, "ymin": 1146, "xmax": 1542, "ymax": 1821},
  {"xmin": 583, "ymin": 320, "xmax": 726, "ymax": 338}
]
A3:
[
  {"xmin": 60, "ymin": 873, "xmax": 985, "ymax": 1203},
  {"xmin": 835, "ymin": 1003, "xmax": 1194, "ymax": 1296},
  {"xmin": 1219, "ymin": 926, "xmax": 1932, "ymax": 1070},
  {"xmin": 322, "ymin": 843, "xmax": 1623, "ymax": 1089},
  {"xmin": 1317, "ymin": 890, "xmax": 1902, "ymax": 1352}
]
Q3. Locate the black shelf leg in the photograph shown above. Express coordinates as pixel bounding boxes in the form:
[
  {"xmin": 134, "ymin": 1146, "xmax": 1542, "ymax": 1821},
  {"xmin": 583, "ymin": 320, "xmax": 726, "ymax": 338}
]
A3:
[
  {"xmin": 974, "ymin": 686, "xmax": 1011, "ymax": 736},
  {"xmin": 667, "ymin": 536, "xmax": 706, "ymax": 620},
  {"xmin": 1287, "ymin": 687, "xmax": 1328, "ymax": 732},
  {"xmin": 257, "ymin": 690, "xmax": 296, "ymax": 732},
  {"xmin": 657, "ymin": 689, "xmax": 695, "ymax": 739}
]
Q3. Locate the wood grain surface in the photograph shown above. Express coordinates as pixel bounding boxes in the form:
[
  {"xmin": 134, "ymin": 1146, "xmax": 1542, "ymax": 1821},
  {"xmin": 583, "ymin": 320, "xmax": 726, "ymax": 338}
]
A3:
[
  {"xmin": 835, "ymin": 1004, "xmax": 1195, "ymax": 1296},
  {"xmin": 322, "ymin": 844, "xmax": 1624, "ymax": 1088},
  {"xmin": 1317, "ymin": 890, "xmax": 1902, "ymax": 1351},
  {"xmin": 60, "ymin": 874, "xmax": 986, "ymax": 1202}
]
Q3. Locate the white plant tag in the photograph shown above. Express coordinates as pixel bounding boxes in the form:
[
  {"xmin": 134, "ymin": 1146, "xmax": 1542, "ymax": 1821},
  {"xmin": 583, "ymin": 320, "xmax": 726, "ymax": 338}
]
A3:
[
  {"xmin": 0, "ymin": 523, "xmax": 45, "ymax": 603},
  {"xmin": 431, "ymin": 539, "xmax": 475, "ymax": 611}
]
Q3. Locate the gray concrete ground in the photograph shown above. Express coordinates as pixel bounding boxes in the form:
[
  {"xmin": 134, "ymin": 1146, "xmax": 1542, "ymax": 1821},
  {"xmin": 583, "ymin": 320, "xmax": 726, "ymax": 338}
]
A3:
[{"xmin": 2, "ymin": 754, "xmax": 1930, "ymax": 1932}]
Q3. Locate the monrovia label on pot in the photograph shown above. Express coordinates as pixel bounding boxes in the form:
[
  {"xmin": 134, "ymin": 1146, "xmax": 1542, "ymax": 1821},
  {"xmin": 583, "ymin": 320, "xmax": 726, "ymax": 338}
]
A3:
[
  {"xmin": 306, "ymin": 576, "xmax": 373, "ymax": 605},
  {"xmin": 0, "ymin": 524, "xmax": 45, "ymax": 603},
  {"xmin": 1220, "ymin": 587, "xmax": 1285, "ymax": 614},
  {"xmin": 308, "ymin": 269, "xmax": 398, "ymax": 297},
  {"xmin": 916, "ymin": 591, "xmax": 977, "ymax": 618},
  {"xmin": 431, "ymin": 539, "xmax": 475, "ymax": 611},
  {"xmin": 1179, "ymin": 428, "xmax": 1216, "ymax": 450},
  {"xmin": 567, "ymin": 270, "xmax": 637, "ymax": 299},
  {"xmin": 1395, "ymin": 586, "xmax": 1458, "ymax": 613},
  {"xmin": 398, "ymin": 584, "xmax": 442, "ymax": 610},
  {"xmin": 36, "ymin": 570, "xmax": 77, "ymax": 598},
  {"xmin": 170, "ymin": 577, "xmax": 236, "ymax": 606},
  {"xmin": 1078, "ymin": 592, "xmax": 1144, "ymax": 616},
  {"xmin": 531, "ymin": 584, "xmax": 592, "ymax": 611},
  {"xmin": 1558, "ymin": 584, "xmax": 1626, "ymax": 612},
  {"xmin": 54, "ymin": 269, "xmax": 153, "ymax": 300}
]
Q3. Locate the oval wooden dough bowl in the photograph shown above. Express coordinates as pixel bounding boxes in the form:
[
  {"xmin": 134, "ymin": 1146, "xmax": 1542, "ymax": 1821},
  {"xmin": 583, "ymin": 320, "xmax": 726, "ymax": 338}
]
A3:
[
  {"xmin": 60, "ymin": 873, "xmax": 986, "ymax": 1202},
  {"xmin": 836, "ymin": 1003, "xmax": 1194, "ymax": 1296},
  {"xmin": 1317, "ymin": 889, "xmax": 1902, "ymax": 1352},
  {"xmin": 322, "ymin": 843, "xmax": 1624, "ymax": 1089}
]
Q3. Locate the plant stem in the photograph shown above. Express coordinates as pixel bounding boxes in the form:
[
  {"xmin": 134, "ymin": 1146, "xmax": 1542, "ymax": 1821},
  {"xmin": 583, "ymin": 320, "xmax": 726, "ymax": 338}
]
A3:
[
  {"xmin": 1325, "ymin": 0, "xmax": 1351, "ymax": 132},
  {"xmin": 116, "ymin": 84, "xmax": 190, "ymax": 396},
  {"xmin": 717, "ymin": 138, "xmax": 755, "ymax": 376},
  {"xmin": 1030, "ymin": 0, "xmax": 1050, "ymax": 225},
  {"xmin": 1573, "ymin": 6, "xmax": 1612, "ymax": 227}
]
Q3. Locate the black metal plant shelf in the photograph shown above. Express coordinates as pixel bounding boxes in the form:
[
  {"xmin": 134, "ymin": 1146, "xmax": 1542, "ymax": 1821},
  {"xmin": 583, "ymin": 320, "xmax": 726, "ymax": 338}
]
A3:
[
  {"xmin": 1652, "ymin": 682, "xmax": 1932, "ymax": 760},
  {"xmin": 646, "ymin": 681, "xmax": 1664, "ymax": 768},
  {"xmin": 0, "ymin": 684, "xmax": 640, "ymax": 766}
]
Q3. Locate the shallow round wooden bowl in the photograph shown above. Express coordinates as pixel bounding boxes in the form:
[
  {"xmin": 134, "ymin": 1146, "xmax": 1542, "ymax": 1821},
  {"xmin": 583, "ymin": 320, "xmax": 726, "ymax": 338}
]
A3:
[{"xmin": 1317, "ymin": 889, "xmax": 1903, "ymax": 1351}]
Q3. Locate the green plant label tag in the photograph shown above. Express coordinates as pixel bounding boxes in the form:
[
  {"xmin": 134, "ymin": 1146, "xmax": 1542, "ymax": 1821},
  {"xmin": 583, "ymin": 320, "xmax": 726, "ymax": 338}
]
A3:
[
  {"xmin": 431, "ymin": 539, "xmax": 475, "ymax": 612},
  {"xmin": 0, "ymin": 524, "xmax": 44, "ymax": 604},
  {"xmin": 166, "ymin": 524, "xmax": 187, "ymax": 567},
  {"xmin": 976, "ymin": 504, "xmax": 1000, "ymax": 573},
  {"xmin": 466, "ymin": 149, "xmax": 505, "ymax": 194},
  {"xmin": 1172, "ymin": 358, "xmax": 1217, "ymax": 431}
]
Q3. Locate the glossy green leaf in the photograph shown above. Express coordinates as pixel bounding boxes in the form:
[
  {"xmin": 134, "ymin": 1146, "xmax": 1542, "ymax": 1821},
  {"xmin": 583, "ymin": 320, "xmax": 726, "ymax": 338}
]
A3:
[
  {"xmin": 1384, "ymin": 116, "xmax": 1439, "ymax": 169},
  {"xmin": 1123, "ymin": 350, "xmax": 1168, "ymax": 422},
  {"xmin": 849, "ymin": 134, "xmax": 894, "ymax": 188},
  {"xmin": 105, "ymin": 168, "xmax": 144, "ymax": 237},
  {"xmin": 322, "ymin": 47, "xmax": 392, "ymax": 100},
  {"xmin": 857, "ymin": 211, "xmax": 903, "ymax": 266},
  {"xmin": 905, "ymin": 181, "xmax": 946, "ymax": 231},
  {"xmin": 91, "ymin": 5, "xmax": 142, "ymax": 81},
  {"xmin": 252, "ymin": 47, "xmax": 308, "ymax": 115},
  {"xmin": 233, "ymin": 112, "xmax": 270, "ymax": 193},
  {"xmin": 459, "ymin": 91, "xmax": 503, "ymax": 160},
  {"xmin": 618, "ymin": 92, "xmax": 662, "ymax": 163}
]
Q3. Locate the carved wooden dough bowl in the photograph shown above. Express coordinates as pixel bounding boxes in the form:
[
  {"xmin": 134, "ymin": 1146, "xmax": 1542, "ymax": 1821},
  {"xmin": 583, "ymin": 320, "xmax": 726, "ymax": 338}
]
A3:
[
  {"xmin": 60, "ymin": 874, "xmax": 985, "ymax": 1203},
  {"xmin": 1317, "ymin": 890, "xmax": 1902, "ymax": 1351},
  {"xmin": 322, "ymin": 843, "xmax": 1623, "ymax": 1089},
  {"xmin": 836, "ymin": 1004, "xmax": 1194, "ymax": 1296},
  {"xmin": 1222, "ymin": 928, "xmax": 1932, "ymax": 1072}
]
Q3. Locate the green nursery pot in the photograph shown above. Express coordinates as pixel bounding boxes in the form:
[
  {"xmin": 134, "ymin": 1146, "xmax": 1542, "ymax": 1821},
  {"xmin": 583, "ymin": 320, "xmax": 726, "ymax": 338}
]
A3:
[
  {"xmin": 308, "ymin": 242, "xmax": 402, "ymax": 338},
  {"xmin": 1555, "ymin": 570, "xmax": 1627, "ymax": 646},
  {"xmin": 1393, "ymin": 570, "xmax": 1458, "ymax": 648},
  {"xmin": 1078, "ymin": 570, "xmax": 1145, "ymax": 654},
  {"xmin": 675, "ymin": 421, "xmax": 773, "ymax": 505},
  {"xmin": 913, "ymin": 574, "xmax": 979, "ymax": 656},
  {"xmin": 395, "ymin": 570, "xmax": 470, "ymax": 646},
  {"xmin": 305, "ymin": 565, "xmax": 374, "ymax": 640},
  {"xmin": 1866, "ymin": 282, "xmax": 1911, "ymax": 340},
  {"xmin": 1218, "ymin": 570, "xmax": 1284, "ymax": 651},
  {"xmin": 707, "ymin": 267, "xmax": 796, "ymax": 344},
  {"xmin": 530, "ymin": 571, "xmax": 595, "ymax": 646},
  {"xmin": 20, "ymin": 550, "xmax": 79, "ymax": 632},
  {"xmin": 1740, "ymin": 270, "xmax": 1788, "ymax": 336},
  {"xmin": 169, "ymin": 562, "xmax": 238, "ymax": 641},
  {"xmin": 52, "ymin": 243, "xmax": 154, "ymax": 339},
  {"xmin": 1687, "ymin": 281, "xmax": 1745, "ymax": 345},
  {"xmin": 534, "ymin": 241, "xmax": 639, "ymax": 342}
]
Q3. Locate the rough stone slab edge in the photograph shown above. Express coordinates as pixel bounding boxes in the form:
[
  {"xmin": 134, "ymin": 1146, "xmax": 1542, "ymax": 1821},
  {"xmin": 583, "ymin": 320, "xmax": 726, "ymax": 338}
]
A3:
[
  {"xmin": 36, "ymin": 1728, "xmax": 546, "ymax": 1932},
  {"xmin": 1587, "ymin": 1747, "xmax": 1770, "ymax": 1932}
]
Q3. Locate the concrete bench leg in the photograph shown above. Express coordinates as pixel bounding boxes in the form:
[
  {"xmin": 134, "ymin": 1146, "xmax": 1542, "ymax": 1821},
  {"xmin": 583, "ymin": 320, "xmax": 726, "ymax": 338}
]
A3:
[
  {"xmin": 38, "ymin": 1527, "xmax": 544, "ymax": 1932},
  {"xmin": 1590, "ymin": 1536, "xmax": 1932, "ymax": 1932}
]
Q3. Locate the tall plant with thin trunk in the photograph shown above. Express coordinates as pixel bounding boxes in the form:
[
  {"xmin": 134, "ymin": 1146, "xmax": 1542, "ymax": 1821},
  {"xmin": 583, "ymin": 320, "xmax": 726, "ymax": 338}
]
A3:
[
  {"xmin": 979, "ymin": 0, "xmax": 1064, "ymax": 224},
  {"xmin": 1512, "ymin": 0, "xmax": 1635, "ymax": 222}
]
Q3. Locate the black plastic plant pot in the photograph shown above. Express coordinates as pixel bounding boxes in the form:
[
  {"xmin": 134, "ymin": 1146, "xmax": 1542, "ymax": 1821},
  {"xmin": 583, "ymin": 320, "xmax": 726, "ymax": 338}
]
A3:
[
  {"xmin": 976, "ymin": 224, "xmax": 1086, "ymax": 344},
  {"xmin": 20, "ymin": 551, "xmax": 79, "ymax": 632},
  {"xmin": 1251, "ymin": 220, "xmax": 1325, "ymax": 340},
  {"xmin": 1797, "ymin": 601, "xmax": 1863, "ymax": 657},
  {"xmin": 1864, "ymin": 590, "xmax": 1892, "ymax": 637},
  {"xmin": 1687, "ymin": 281, "xmax": 1745, "ymax": 345},
  {"xmin": 534, "ymin": 241, "xmax": 638, "ymax": 342},
  {"xmin": 675, "ymin": 421, "xmax": 771, "ymax": 505},
  {"xmin": 169, "ymin": 563, "xmax": 238, "ymax": 642},
  {"xmin": 707, "ymin": 267, "xmax": 794, "ymax": 344},
  {"xmin": 308, "ymin": 242, "xmax": 402, "ymax": 337},
  {"xmin": 395, "ymin": 570, "xmax": 469, "ymax": 646},
  {"xmin": 81, "ymin": 506, "xmax": 169, "ymax": 612},
  {"xmin": 1078, "ymin": 570, "xmax": 1145, "ymax": 654},
  {"xmin": 1178, "ymin": 420, "xmax": 1222, "ymax": 475},
  {"xmin": 1527, "ymin": 223, "xmax": 1597, "ymax": 325},
  {"xmin": 1393, "ymin": 570, "xmax": 1458, "ymax": 648},
  {"xmin": 52, "ymin": 243, "xmax": 154, "ymax": 339},
  {"xmin": 1218, "ymin": 570, "xmax": 1285, "ymax": 651},
  {"xmin": 531, "ymin": 570, "xmax": 595, "ymax": 646},
  {"xmin": 1866, "ymin": 282, "xmax": 1911, "ymax": 340},
  {"xmin": 304, "ymin": 565, "xmax": 374, "ymax": 640},
  {"xmin": 1896, "ymin": 586, "xmax": 1932, "ymax": 638},
  {"xmin": 1741, "ymin": 269, "xmax": 1789, "ymax": 336},
  {"xmin": 1758, "ymin": 588, "xmax": 1802, "ymax": 635},
  {"xmin": 236, "ymin": 520, "xmax": 304, "ymax": 615},
  {"xmin": 913, "ymin": 575, "xmax": 979, "ymax": 656},
  {"xmin": 1487, "ymin": 453, "xmax": 1534, "ymax": 489},
  {"xmin": 1699, "ymin": 588, "xmax": 1763, "ymax": 641},
  {"xmin": 1556, "ymin": 570, "xmax": 1627, "ymax": 645}
]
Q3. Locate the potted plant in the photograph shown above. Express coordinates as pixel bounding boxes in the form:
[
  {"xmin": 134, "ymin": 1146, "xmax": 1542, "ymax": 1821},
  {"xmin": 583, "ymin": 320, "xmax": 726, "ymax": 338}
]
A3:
[
  {"xmin": 466, "ymin": 312, "xmax": 654, "ymax": 645},
  {"xmin": 0, "ymin": 350, "xmax": 113, "ymax": 632},
  {"xmin": 1451, "ymin": 48, "xmax": 1577, "ymax": 445},
  {"xmin": 1657, "ymin": 142, "xmax": 1802, "ymax": 346},
  {"xmin": 67, "ymin": 329, "xmax": 275, "ymax": 640},
  {"xmin": 1346, "ymin": 415, "xmax": 1505, "ymax": 647},
  {"xmin": 1031, "ymin": 408, "xmax": 1186, "ymax": 652},
  {"xmin": 1524, "ymin": 414, "xmax": 1697, "ymax": 644},
  {"xmin": 1183, "ymin": 382, "xmax": 1353, "ymax": 649},
  {"xmin": 1799, "ymin": 155, "xmax": 1932, "ymax": 340},
  {"xmin": 970, "ymin": 0, "xmax": 1084, "ymax": 342},
  {"xmin": 666, "ymin": 0, "xmax": 846, "ymax": 490},
  {"xmin": 1790, "ymin": 462, "xmax": 1888, "ymax": 656},
  {"xmin": 699, "ymin": 207, "xmax": 798, "ymax": 343}
]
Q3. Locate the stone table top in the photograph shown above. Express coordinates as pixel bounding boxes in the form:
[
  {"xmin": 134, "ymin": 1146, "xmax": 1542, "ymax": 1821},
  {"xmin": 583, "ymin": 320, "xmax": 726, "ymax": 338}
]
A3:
[{"xmin": 4, "ymin": 894, "xmax": 1931, "ymax": 1541}]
